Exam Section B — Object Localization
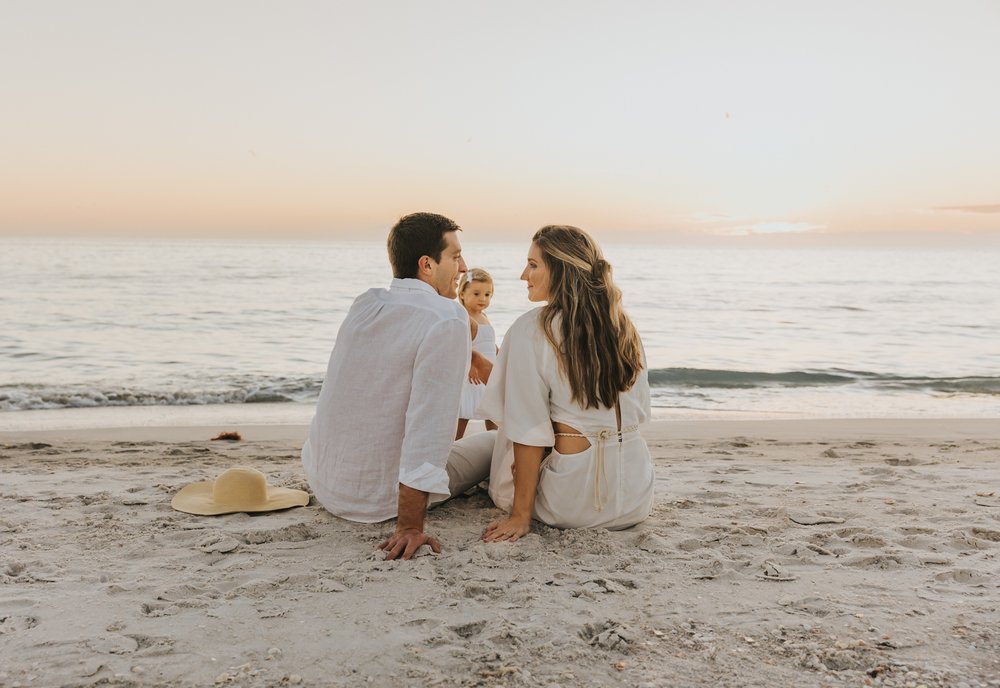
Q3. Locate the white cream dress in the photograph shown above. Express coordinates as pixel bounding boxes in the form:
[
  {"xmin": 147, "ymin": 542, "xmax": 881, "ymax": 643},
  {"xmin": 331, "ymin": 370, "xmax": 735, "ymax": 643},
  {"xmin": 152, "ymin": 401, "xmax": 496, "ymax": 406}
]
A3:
[
  {"xmin": 459, "ymin": 321, "xmax": 497, "ymax": 420},
  {"xmin": 477, "ymin": 308, "xmax": 654, "ymax": 530}
]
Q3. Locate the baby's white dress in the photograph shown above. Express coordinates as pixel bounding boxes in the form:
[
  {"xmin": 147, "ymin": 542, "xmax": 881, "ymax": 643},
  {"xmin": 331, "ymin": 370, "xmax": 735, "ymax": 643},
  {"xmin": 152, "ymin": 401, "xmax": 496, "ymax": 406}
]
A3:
[
  {"xmin": 477, "ymin": 308, "xmax": 654, "ymax": 530},
  {"xmin": 459, "ymin": 321, "xmax": 497, "ymax": 420}
]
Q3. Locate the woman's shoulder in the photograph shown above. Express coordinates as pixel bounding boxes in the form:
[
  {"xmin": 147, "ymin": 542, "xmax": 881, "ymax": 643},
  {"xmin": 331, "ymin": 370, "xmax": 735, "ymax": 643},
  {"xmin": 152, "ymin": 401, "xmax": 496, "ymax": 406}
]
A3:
[
  {"xmin": 502, "ymin": 309, "xmax": 557, "ymax": 367},
  {"xmin": 508, "ymin": 307, "xmax": 545, "ymax": 336}
]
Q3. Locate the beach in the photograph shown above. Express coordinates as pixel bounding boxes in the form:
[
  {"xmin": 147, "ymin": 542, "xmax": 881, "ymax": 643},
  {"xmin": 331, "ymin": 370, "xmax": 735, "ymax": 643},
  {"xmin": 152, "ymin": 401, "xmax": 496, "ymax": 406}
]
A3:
[
  {"xmin": 2, "ymin": 419, "xmax": 998, "ymax": 687},
  {"xmin": 5, "ymin": 3, "xmax": 1000, "ymax": 686}
]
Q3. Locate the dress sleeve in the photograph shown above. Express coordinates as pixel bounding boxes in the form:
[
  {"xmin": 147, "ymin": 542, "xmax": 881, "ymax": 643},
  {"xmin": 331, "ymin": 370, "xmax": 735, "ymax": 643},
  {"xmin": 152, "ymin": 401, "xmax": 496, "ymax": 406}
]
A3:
[
  {"xmin": 398, "ymin": 315, "xmax": 470, "ymax": 499},
  {"xmin": 478, "ymin": 313, "xmax": 555, "ymax": 447},
  {"xmin": 638, "ymin": 342, "xmax": 651, "ymax": 422}
]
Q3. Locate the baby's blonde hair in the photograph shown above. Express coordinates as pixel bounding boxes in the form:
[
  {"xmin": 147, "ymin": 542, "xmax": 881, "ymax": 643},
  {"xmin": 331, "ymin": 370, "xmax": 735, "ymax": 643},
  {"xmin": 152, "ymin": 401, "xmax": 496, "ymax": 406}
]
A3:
[{"xmin": 458, "ymin": 268, "xmax": 493, "ymax": 299}]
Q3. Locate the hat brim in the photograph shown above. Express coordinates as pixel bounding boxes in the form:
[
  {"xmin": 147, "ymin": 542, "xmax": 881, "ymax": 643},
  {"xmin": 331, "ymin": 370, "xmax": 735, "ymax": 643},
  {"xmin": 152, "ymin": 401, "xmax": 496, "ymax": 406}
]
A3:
[{"xmin": 171, "ymin": 480, "xmax": 310, "ymax": 516}]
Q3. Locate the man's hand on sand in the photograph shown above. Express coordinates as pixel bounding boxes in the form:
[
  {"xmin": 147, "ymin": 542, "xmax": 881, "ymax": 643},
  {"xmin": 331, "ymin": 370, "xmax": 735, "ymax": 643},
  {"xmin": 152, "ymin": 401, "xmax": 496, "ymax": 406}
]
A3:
[{"xmin": 378, "ymin": 528, "xmax": 442, "ymax": 560}]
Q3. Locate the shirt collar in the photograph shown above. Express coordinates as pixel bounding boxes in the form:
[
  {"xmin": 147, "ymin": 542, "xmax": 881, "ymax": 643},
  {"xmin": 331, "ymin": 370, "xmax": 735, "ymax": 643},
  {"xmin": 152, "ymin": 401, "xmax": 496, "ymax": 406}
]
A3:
[{"xmin": 390, "ymin": 277, "xmax": 440, "ymax": 296}]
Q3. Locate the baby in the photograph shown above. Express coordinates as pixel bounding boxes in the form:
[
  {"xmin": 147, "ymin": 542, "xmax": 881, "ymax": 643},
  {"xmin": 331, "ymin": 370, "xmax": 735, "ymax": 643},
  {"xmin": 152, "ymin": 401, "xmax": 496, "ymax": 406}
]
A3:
[{"xmin": 456, "ymin": 268, "xmax": 498, "ymax": 439}]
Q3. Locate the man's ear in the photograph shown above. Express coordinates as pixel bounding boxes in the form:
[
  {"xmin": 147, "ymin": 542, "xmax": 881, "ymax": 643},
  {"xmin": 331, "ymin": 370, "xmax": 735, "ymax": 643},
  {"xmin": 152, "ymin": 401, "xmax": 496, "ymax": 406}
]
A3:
[{"xmin": 418, "ymin": 255, "xmax": 433, "ymax": 275}]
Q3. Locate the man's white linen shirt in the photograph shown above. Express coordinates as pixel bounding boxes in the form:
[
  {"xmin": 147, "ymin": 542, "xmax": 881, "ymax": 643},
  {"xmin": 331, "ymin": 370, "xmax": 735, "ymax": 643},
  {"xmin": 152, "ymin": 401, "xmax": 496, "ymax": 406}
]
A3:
[{"xmin": 301, "ymin": 278, "xmax": 470, "ymax": 522}]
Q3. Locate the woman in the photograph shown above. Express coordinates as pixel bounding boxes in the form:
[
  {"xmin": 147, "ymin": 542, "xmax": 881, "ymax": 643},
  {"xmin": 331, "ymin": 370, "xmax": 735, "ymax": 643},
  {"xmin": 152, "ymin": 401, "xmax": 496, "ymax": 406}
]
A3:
[{"xmin": 478, "ymin": 225, "xmax": 653, "ymax": 541}]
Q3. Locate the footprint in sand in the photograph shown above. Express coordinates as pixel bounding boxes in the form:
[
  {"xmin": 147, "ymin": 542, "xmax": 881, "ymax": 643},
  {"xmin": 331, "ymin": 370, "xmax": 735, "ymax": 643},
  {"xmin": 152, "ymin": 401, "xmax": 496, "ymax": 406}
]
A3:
[
  {"xmin": 120, "ymin": 494, "xmax": 150, "ymax": 506},
  {"xmin": 677, "ymin": 537, "xmax": 708, "ymax": 552},
  {"xmin": 449, "ymin": 620, "xmax": 488, "ymax": 638},
  {"xmin": 3, "ymin": 562, "xmax": 29, "ymax": 577},
  {"xmin": 307, "ymin": 577, "xmax": 349, "ymax": 593},
  {"xmin": 919, "ymin": 554, "xmax": 952, "ymax": 566},
  {"xmin": 2, "ymin": 561, "xmax": 61, "ymax": 583},
  {"xmin": 240, "ymin": 523, "xmax": 318, "ymax": 545},
  {"xmin": 462, "ymin": 583, "xmax": 506, "ymax": 600},
  {"xmin": 847, "ymin": 532, "xmax": 888, "ymax": 548},
  {"xmin": 933, "ymin": 569, "xmax": 991, "ymax": 586},
  {"xmin": 126, "ymin": 634, "xmax": 176, "ymax": 656},
  {"xmin": 140, "ymin": 602, "xmax": 180, "ymax": 617},
  {"xmin": 884, "ymin": 456, "xmax": 921, "ymax": 466},
  {"xmin": 572, "ymin": 578, "xmax": 637, "ymax": 597},
  {"xmin": 778, "ymin": 595, "xmax": 839, "ymax": 617},
  {"xmin": 579, "ymin": 620, "xmax": 633, "ymax": 651},
  {"xmin": 633, "ymin": 532, "xmax": 670, "ymax": 554},
  {"xmin": 756, "ymin": 559, "xmax": 798, "ymax": 581},
  {"xmin": 859, "ymin": 466, "xmax": 895, "ymax": 477},
  {"xmin": 0, "ymin": 615, "xmax": 39, "ymax": 634},
  {"xmin": 691, "ymin": 558, "xmax": 724, "ymax": 580},
  {"xmin": 896, "ymin": 534, "xmax": 939, "ymax": 551},
  {"xmin": 85, "ymin": 634, "xmax": 140, "ymax": 654},
  {"xmin": 541, "ymin": 571, "xmax": 581, "ymax": 587},
  {"xmin": 224, "ymin": 578, "xmax": 286, "ymax": 600},
  {"xmin": 946, "ymin": 531, "xmax": 993, "ymax": 551},
  {"xmin": 697, "ymin": 490, "xmax": 738, "ymax": 507},
  {"xmin": 775, "ymin": 540, "xmax": 829, "ymax": 560},
  {"xmin": 256, "ymin": 605, "xmax": 290, "ymax": 619},
  {"xmin": 155, "ymin": 583, "xmax": 221, "ymax": 605},
  {"xmin": 969, "ymin": 527, "xmax": 1000, "ymax": 543},
  {"xmin": 197, "ymin": 533, "xmax": 240, "ymax": 553},
  {"xmin": 844, "ymin": 554, "xmax": 905, "ymax": 570}
]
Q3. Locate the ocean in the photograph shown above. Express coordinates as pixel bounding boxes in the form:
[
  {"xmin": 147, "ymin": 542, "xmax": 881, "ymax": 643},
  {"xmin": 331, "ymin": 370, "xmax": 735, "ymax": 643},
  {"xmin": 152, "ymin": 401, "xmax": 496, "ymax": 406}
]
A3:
[{"xmin": 1, "ymin": 237, "xmax": 998, "ymax": 429}]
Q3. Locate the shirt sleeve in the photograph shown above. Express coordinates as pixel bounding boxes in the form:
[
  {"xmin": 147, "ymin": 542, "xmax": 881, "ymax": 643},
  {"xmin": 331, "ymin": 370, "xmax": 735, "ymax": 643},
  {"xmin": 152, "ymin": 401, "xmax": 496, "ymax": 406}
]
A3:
[
  {"xmin": 398, "ymin": 315, "xmax": 470, "ymax": 499},
  {"xmin": 478, "ymin": 312, "xmax": 555, "ymax": 447}
]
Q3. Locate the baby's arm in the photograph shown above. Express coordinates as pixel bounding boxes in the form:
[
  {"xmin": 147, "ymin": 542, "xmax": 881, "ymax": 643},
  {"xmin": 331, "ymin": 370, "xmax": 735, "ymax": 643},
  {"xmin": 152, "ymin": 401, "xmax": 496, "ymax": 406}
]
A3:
[
  {"xmin": 467, "ymin": 318, "xmax": 486, "ymax": 383},
  {"xmin": 470, "ymin": 350, "xmax": 492, "ymax": 384}
]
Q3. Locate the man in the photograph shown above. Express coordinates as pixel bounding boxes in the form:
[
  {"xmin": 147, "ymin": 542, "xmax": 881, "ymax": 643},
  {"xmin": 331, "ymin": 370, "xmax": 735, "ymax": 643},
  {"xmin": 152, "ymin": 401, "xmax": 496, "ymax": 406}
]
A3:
[{"xmin": 302, "ymin": 212, "xmax": 491, "ymax": 560}]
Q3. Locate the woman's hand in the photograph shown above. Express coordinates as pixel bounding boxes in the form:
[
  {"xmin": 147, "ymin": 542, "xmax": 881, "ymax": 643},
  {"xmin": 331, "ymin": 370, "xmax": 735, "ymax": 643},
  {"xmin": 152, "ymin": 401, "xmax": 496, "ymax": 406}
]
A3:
[
  {"xmin": 484, "ymin": 443, "xmax": 545, "ymax": 543},
  {"xmin": 482, "ymin": 516, "xmax": 531, "ymax": 542}
]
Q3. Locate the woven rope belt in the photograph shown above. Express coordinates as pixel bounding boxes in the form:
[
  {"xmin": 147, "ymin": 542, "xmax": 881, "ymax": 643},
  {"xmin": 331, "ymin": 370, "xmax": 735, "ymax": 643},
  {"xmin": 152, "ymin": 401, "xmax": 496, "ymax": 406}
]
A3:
[{"xmin": 553, "ymin": 424, "xmax": 639, "ymax": 511}]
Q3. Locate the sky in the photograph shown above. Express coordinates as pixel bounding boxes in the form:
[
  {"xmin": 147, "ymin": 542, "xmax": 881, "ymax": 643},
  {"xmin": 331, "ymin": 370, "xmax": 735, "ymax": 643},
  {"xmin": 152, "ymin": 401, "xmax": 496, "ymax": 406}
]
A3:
[{"xmin": 1, "ymin": 0, "xmax": 999, "ymax": 243}]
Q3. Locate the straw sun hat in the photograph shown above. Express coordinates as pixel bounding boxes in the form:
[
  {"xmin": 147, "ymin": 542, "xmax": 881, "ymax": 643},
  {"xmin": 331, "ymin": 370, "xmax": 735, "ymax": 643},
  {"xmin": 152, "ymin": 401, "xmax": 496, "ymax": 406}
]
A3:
[{"xmin": 171, "ymin": 466, "xmax": 310, "ymax": 516}]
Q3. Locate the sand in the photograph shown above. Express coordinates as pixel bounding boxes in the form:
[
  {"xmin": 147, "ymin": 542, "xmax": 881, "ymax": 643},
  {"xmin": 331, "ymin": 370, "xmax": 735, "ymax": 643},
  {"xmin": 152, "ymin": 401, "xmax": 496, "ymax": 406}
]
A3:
[{"xmin": 1, "ymin": 419, "xmax": 999, "ymax": 687}]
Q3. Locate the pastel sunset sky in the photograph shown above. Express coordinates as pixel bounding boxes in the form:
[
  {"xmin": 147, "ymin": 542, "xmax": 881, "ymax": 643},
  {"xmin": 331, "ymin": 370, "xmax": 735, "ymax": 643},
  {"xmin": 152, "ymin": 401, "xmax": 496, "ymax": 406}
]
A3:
[{"xmin": 2, "ymin": 1, "xmax": 998, "ymax": 242}]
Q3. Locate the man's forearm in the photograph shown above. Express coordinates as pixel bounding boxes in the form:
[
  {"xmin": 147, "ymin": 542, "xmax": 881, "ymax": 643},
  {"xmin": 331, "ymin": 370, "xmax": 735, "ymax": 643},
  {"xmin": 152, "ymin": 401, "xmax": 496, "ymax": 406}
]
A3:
[
  {"xmin": 380, "ymin": 483, "xmax": 441, "ymax": 560},
  {"xmin": 396, "ymin": 483, "xmax": 429, "ymax": 533}
]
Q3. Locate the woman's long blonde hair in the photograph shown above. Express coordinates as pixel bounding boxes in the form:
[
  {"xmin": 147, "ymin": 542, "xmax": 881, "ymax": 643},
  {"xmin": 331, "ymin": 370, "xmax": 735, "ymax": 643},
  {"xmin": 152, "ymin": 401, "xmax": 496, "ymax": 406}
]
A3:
[{"xmin": 533, "ymin": 225, "xmax": 643, "ymax": 409}]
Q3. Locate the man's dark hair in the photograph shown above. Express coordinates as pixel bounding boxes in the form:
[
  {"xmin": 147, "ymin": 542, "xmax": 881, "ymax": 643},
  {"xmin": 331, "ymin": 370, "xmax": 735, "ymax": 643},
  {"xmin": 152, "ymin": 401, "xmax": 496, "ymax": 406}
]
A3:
[{"xmin": 387, "ymin": 212, "xmax": 462, "ymax": 279}]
